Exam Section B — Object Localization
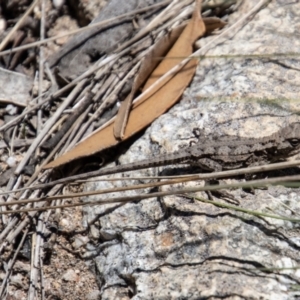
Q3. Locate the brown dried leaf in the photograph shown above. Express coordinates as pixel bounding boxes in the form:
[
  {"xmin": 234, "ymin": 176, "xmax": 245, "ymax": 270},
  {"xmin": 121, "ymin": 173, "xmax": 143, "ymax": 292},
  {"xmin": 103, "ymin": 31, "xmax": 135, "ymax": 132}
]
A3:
[
  {"xmin": 203, "ymin": 17, "xmax": 227, "ymax": 33},
  {"xmin": 113, "ymin": 24, "xmax": 185, "ymax": 139},
  {"xmin": 44, "ymin": 0, "xmax": 206, "ymax": 169}
]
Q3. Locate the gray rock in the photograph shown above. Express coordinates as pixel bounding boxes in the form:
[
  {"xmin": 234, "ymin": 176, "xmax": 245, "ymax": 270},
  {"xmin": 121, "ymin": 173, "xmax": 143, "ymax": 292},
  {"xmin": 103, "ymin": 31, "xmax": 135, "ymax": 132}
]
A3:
[
  {"xmin": 62, "ymin": 269, "xmax": 78, "ymax": 282},
  {"xmin": 0, "ymin": 68, "xmax": 32, "ymax": 107},
  {"xmin": 72, "ymin": 235, "xmax": 90, "ymax": 249},
  {"xmin": 83, "ymin": 0, "xmax": 300, "ymax": 299},
  {"xmin": 86, "ymin": 290, "xmax": 101, "ymax": 300}
]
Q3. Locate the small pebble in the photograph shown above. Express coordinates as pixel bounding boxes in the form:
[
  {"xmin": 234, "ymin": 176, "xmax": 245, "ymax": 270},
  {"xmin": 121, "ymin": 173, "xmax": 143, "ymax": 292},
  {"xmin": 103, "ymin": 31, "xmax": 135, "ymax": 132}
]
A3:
[
  {"xmin": 5, "ymin": 104, "xmax": 18, "ymax": 116},
  {"xmin": 73, "ymin": 236, "xmax": 89, "ymax": 249},
  {"xmin": 86, "ymin": 290, "xmax": 101, "ymax": 300},
  {"xmin": 62, "ymin": 269, "xmax": 78, "ymax": 282},
  {"xmin": 6, "ymin": 156, "xmax": 16, "ymax": 167},
  {"xmin": 0, "ymin": 18, "xmax": 6, "ymax": 34},
  {"xmin": 53, "ymin": 0, "xmax": 65, "ymax": 9}
]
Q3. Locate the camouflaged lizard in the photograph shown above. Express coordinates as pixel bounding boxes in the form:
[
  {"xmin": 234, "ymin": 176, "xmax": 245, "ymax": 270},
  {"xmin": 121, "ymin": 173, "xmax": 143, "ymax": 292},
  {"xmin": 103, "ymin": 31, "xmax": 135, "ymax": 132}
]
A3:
[{"xmin": 32, "ymin": 122, "xmax": 300, "ymax": 191}]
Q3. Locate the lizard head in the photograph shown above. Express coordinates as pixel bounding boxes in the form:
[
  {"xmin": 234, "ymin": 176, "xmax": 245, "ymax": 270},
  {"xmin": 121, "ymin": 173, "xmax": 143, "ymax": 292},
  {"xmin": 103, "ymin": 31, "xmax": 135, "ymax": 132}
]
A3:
[{"xmin": 278, "ymin": 122, "xmax": 300, "ymax": 156}]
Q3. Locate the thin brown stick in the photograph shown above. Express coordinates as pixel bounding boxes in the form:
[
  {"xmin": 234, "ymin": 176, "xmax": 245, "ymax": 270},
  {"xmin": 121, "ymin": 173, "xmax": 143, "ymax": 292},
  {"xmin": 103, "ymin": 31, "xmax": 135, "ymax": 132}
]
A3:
[
  {"xmin": 61, "ymin": 104, "xmax": 92, "ymax": 153},
  {"xmin": 28, "ymin": 211, "xmax": 46, "ymax": 300},
  {"xmin": 0, "ymin": 227, "xmax": 29, "ymax": 298},
  {"xmin": 3, "ymin": 163, "xmax": 300, "ymax": 210},
  {"xmin": 0, "ymin": 0, "xmax": 173, "ymax": 57},
  {"xmin": 14, "ymin": 80, "xmax": 88, "ymax": 175},
  {"xmin": 37, "ymin": 0, "xmax": 46, "ymax": 135},
  {"xmin": 0, "ymin": 0, "xmax": 39, "ymax": 51},
  {"xmin": 0, "ymin": 54, "xmax": 119, "ymax": 132},
  {"xmin": 2, "ymin": 173, "xmax": 300, "ymax": 215},
  {"xmin": 41, "ymin": 91, "xmax": 94, "ymax": 150},
  {"xmin": 1, "ymin": 159, "xmax": 300, "ymax": 197}
]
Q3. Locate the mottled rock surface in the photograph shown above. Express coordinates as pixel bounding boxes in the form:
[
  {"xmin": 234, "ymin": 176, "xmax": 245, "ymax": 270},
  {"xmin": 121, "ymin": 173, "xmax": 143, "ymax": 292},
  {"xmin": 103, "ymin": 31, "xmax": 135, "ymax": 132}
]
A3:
[{"xmin": 83, "ymin": 1, "xmax": 300, "ymax": 299}]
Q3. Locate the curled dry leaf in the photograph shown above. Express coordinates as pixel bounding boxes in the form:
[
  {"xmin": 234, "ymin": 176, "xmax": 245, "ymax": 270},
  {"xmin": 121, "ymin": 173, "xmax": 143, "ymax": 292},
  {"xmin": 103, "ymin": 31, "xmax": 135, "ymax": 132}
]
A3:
[
  {"xmin": 44, "ymin": 0, "xmax": 223, "ymax": 169},
  {"xmin": 113, "ymin": 24, "xmax": 186, "ymax": 140},
  {"xmin": 203, "ymin": 17, "xmax": 227, "ymax": 34},
  {"xmin": 114, "ymin": 15, "xmax": 226, "ymax": 139}
]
